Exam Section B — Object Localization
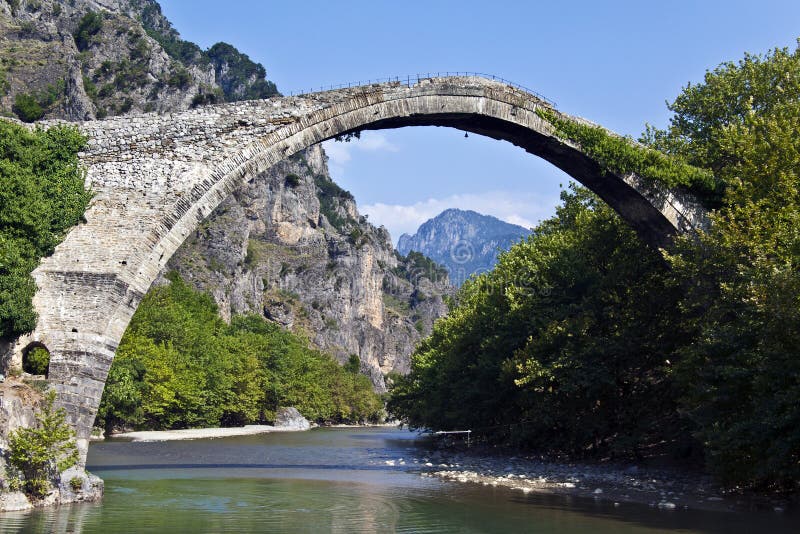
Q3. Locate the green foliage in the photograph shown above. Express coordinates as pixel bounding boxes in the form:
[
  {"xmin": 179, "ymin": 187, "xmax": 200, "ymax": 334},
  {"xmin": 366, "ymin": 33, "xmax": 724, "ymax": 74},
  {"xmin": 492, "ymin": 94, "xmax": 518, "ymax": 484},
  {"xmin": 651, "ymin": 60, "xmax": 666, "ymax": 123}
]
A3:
[
  {"xmin": 0, "ymin": 67, "xmax": 9, "ymax": 97},
  {"xmin": 0, "ymin": 122, "xmax": 90, "ymax": 340},
  {"xmin": 537, "ymin": 109, "xmax": 716, "ymax": 196},
  {"xmin": 12, "ymin": 93, "xmax": 43, "ymax": 122},
  {"xmin": 313, "ymin": 173, "xmax": 355, "ymax": 231},
  {"xmin": 23, "ymin": 346, "xmax": 50, "ymax": 375},
  {"xmin": 382, "ymin": 293, "xmax": 411, "ymax": 316},
  {"xmin": 73, "ymin": 11, "xmax": 103, "ymax": 52},
  {"xmin": 140, "ymin": 2, "xmax": 206, "ymax": 66},
  {"xmin": 206, "ymin": 42, "xmax": 279, "ymax": 100},
  {"xmin": 167, "ymin": 68, "xmax": 191, "ymax": 89},
  {"xmin": 113, "ymin": 59, "xmax": 149, "ymax": 91},
  {"xmin": 11, "ymin": 81, "xmax": 65, "ymax": 122},
  {"xmin": 394, "ymin": 251, "xmax": 449, "ymax": 284},
  {"xmin": 660, "ymin": 42, "xmax": 800, "ymax": 490},
  {"xmin": 390, "ymin": 185, "xmax": 687, "ymax": 457},
  {"xmin": 190, "ymin": 86, "xmax": 223, "ymax": 108},
  {"xmin": 145, "ymin": 27, "xmax": 205, "ymax": 66},
  {"xmin": 344, "ymin": 354, "xmax": 361, "ymax": 374},
  {"xmin": 139, "ymin": 6, "xmax": 277, "ymax": 102},
  {"xmin": 82, "ymin": 76, "xmax": 98, "ymax": 101},
  {"xmin": 244, "ymin": 240, "xmax": 258, "ymax": 268},
  {"xmin": 285, "ymin": 173, "xmax": 301, "ymax": 187},
  {"xmin": 7, "ymin": 391, "xmax": 79, "ymax": 499},
  {"xmin": 69, "ymin": 476, "xmax": 82, "ymax": 491},
  {"xmin": 98, "ymin": 274, "xmax": 382, "ymax": 432}
]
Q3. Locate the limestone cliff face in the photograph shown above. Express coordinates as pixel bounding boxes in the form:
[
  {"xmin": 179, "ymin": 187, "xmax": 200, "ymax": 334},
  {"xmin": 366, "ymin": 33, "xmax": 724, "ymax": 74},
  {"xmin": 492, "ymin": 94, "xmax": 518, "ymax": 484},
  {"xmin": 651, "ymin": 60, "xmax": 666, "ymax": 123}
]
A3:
[
  {"xmin": 0, "ymin": 0, "xmax": 215, "ymax": 120},
  {"xmin": 163, "ymin": 145, "xmax": 453, "ymax": 391},
  {"xmin": 0, "ymin": 0, "xmax": 275, "ymax": 121}
]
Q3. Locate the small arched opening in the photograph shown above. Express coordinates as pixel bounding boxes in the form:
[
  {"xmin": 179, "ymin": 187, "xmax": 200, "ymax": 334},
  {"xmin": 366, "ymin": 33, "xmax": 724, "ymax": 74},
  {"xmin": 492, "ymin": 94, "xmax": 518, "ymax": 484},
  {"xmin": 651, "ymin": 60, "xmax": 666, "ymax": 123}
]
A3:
[{"xmin": 22, "ymin": 342, "xmax": 51, "ymax": 378}]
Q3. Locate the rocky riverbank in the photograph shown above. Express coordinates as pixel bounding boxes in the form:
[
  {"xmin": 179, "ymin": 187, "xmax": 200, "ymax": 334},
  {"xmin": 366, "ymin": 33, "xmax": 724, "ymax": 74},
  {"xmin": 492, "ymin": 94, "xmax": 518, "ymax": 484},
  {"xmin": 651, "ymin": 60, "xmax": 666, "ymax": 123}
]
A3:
[
  {"xmin": 398, "ymin": 445, "xmax": 796, "ymax": 515},
  {"xmin": 0, "ymin": 378, "xmax": 104, "ymax": 513}
]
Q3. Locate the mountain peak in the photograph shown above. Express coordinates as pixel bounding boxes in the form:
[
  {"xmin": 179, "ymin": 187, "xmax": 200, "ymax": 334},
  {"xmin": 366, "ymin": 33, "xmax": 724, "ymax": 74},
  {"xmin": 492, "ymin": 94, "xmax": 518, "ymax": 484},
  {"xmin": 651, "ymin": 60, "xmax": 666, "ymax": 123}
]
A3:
[{"xmin": 397, "ymin": 210, "xmax": 531, "ymax": 286}]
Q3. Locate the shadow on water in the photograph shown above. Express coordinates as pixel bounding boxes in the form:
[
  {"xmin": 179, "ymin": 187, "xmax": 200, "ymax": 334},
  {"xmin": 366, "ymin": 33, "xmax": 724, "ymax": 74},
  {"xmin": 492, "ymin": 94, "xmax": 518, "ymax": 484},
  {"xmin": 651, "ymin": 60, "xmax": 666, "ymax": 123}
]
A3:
[{"xmin": 503, "ymin": 491, "xmax": 800, "ymax": 534}]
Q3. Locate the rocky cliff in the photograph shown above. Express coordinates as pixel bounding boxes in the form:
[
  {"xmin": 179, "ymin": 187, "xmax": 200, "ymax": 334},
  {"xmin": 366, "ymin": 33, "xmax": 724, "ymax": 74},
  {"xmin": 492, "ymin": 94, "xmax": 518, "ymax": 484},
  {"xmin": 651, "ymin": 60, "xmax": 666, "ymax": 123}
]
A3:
[
  {"xmin": 164, "ymin": 145, "xmax": 452, "ymax": 391},
  {"xmin": 0, "ymin": 0, "xmax": 452, "ymax": 389},
  {"xmin": 0, "ymin": 0, "xmax": 276, "ymax": 121},
  {"xmin": 398, "ymin": 208, "xmax": 532, "ymax": 286}
]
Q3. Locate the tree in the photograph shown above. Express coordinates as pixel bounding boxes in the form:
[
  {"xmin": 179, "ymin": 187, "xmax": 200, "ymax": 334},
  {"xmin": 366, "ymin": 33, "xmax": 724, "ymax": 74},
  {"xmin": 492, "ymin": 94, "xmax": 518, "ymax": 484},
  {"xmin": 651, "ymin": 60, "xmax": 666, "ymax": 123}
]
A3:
[
  {"xmin": 657, "ymin": 43, "xmax": 800, "ymax": 489},
  {"xmin": 7, "ymin": 391, "xmax": 79, "ymax": 498},
  {"xmin": 97, "ymin": 274, "xmax": 383, "ymax": 431},
  {"xmin": 0, "ymin": 122, "xmax": 89, "ymax": 341},
  {"xmin": 389, "ymin": 186, "xmax": 689, "ymax": 457}
]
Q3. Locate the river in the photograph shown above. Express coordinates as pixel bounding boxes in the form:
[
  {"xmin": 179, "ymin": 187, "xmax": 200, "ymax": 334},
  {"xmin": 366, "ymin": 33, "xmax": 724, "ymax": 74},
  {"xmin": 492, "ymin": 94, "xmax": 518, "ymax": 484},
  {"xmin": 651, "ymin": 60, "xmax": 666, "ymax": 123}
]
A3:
[{"xmin": 1, "ymin": 427, "xmax": 797, "ymax": 533}]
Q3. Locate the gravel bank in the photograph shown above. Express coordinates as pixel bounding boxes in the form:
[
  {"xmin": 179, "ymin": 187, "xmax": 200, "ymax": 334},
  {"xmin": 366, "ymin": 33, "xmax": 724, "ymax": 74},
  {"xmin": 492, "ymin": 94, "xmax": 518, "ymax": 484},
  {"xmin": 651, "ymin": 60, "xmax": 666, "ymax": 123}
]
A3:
[
  {"xmin": 399, "ymin": 447, "xmax": 794, "ymax": 514},
  {"xmin": 113, "ymin": 425, "xmax": 308, "ymax": 442}
]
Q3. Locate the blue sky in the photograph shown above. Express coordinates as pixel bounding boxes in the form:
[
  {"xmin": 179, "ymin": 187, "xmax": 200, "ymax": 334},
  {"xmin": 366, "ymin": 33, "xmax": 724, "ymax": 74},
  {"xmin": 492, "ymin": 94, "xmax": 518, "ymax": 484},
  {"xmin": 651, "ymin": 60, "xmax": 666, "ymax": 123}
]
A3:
[{"xmin": 159, "ymin": 0, "xmax": 800, "ymax": 241}]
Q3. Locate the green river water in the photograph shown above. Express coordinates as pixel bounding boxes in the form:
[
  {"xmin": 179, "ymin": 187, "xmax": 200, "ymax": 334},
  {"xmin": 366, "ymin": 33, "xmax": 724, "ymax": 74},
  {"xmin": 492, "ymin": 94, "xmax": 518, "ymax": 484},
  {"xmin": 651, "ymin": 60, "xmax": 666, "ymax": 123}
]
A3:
[{"xmin": 0, "ymin": 427, "xmax": 797, "ymax": 533}]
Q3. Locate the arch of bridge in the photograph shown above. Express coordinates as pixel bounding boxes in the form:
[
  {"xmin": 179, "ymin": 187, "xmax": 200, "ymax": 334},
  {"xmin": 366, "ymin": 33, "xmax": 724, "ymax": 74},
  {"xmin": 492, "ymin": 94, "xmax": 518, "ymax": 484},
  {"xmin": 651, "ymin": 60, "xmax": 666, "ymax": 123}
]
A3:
[{"xmin": 11, "ymin": 76, "xmax": 706, "ymax": 462}]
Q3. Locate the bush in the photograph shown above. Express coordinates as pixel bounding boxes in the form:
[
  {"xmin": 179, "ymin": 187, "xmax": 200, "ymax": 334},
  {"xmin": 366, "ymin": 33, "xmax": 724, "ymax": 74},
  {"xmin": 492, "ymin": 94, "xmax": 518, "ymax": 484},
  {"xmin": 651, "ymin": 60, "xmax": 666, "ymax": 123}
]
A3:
[
  {"xmin": 73, "ymin": 11, "xmax": 103, "ymax": 51},
  {"xmin": 285, "ymin": 173, "xmax": 301, "ymax": 187},
  {"xmin": 12, "ymin": 93, "xmax": 43, "ymax": 122},
  {"xmin": 0, "ymin": 68, "xmax": 9, "ymax": 96},
  {"xmin": 11, "ymin": 81, "xmax": 65, "ymax": 122},
  {"xmin": 82, "ymin": 76, "xmax": 98, "ymax": 101},
  {"xmin": 22, "ymin": 346, "xmax": 50, "ymax": 376},
  {"xmin": 7, "ymin": 391, "xmax": 79, "ymax": 499},
  {"xmin": 167, "ymin": 68, "xmax": 191, "ymax": 89},
  {"xmin": 389, "ymin": 186, "xmax": 687, "ymax": 458}
]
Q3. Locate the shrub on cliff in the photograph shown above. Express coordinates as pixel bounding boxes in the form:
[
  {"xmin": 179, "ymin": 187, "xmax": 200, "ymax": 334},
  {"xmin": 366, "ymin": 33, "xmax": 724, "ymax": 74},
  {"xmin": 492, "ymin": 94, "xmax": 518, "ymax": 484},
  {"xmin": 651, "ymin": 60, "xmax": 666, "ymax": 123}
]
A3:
[{"xmin": 73, "ymin": 11, "xmax": 103, "ymax": 52}]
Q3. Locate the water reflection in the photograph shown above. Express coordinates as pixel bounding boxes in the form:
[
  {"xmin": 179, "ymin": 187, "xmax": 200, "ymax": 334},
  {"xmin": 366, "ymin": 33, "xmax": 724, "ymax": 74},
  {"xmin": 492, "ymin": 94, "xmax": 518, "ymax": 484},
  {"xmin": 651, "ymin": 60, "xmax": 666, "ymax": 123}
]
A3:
[{"xmin": 1, "ymin": 428, "xmax": 798, "ymax": 533}]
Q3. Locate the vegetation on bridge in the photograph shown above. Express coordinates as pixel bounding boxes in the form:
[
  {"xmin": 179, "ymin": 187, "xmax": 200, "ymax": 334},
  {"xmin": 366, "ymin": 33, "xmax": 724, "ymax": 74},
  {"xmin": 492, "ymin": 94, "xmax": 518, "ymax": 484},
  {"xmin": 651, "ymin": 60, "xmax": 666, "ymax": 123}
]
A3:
[
  {"xmin": 535, "ymin": 109, "xmax": 718, "ymax": 200},
  {"xmin": 0, "ymin": 122, "xmax": 90, "ymax": 341},
  {"xmin": 97, "ymin": 273, "xmax": 383, "ymax": 432},
  {"xmin": 390, "ymin": 42, "xmax": 800, "ymax": 492}
]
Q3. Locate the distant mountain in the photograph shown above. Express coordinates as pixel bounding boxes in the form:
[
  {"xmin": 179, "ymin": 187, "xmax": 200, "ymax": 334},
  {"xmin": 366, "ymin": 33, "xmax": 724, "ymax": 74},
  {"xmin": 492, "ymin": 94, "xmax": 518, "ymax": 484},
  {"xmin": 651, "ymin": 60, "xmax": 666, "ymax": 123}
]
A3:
[{"xmin": 397, "ymin": 209, "xmax": 532, "ymax": 286}]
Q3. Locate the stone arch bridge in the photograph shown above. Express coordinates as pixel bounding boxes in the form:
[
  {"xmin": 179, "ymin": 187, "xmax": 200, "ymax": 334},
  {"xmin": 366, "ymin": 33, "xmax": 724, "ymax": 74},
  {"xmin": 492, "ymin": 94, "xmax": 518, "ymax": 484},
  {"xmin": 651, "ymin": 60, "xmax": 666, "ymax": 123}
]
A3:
[{"xmin": 12, "ymin": 76, "xmax": 707, "ymax": 463}]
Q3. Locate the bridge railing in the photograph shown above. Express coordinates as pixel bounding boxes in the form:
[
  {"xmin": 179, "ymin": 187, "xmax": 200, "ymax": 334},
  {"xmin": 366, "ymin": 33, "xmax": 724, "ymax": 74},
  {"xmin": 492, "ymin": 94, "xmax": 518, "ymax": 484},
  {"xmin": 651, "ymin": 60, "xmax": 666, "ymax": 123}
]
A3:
[{"xmin": 284, "ymin": 72, "xmax": 556, "ymax": 107}]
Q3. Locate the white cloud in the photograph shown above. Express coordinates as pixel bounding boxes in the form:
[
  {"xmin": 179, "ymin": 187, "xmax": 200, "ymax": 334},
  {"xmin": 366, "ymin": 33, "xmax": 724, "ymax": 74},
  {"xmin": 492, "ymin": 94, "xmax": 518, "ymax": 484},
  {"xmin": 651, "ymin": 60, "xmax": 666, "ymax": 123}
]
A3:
[
  {"xmin": 361, "ymin": 191, "xmax": 562, "ymax": 245},
  {"xmin": 322, "ymin": 132, "xmax": 398, "ymax": 177}
]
